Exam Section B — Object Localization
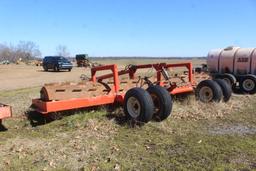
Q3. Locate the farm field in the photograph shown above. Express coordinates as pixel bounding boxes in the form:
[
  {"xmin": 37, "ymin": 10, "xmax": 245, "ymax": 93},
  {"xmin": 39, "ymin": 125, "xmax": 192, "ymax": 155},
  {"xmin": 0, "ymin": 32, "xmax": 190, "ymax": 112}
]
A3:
[
  {"xmin": 0, "ymin": 58, "xmax": 256, "ymax": 170},
  {"xmin": 0, "ymin": 58, "xmax": 205, "ymax": 91}
]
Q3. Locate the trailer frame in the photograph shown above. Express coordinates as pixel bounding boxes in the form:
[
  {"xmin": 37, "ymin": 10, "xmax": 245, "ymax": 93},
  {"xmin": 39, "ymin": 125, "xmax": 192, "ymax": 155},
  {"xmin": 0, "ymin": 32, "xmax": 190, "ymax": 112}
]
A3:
[{"xmin": 32, "ymin": 62, "xmax": 195, "ymax": 114}]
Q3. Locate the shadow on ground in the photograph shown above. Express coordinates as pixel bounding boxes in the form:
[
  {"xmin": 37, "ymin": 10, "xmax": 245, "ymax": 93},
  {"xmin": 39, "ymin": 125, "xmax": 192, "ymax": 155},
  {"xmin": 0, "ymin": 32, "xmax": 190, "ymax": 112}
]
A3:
[
  {"xmin": 0, "ymin": 123, "xmax": 8, "ymax": 132},
  {"xmin": 36, "ymin": 70, "xmax": 70, "ymax": 73},
  {"xmin": 25, "ymin": 104, "xmax": 133, "ymax": 127}
]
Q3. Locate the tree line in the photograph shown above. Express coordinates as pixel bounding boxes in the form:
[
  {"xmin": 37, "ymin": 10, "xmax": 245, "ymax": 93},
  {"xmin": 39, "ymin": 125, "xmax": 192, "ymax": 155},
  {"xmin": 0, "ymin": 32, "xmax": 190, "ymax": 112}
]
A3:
[
  {"xmin": 0, "ymin": 41, "xmax": 42, "ymax": 62},
  {"xmin": 0, "ymin": 41, "xmax": 71, "ymax": 63}
]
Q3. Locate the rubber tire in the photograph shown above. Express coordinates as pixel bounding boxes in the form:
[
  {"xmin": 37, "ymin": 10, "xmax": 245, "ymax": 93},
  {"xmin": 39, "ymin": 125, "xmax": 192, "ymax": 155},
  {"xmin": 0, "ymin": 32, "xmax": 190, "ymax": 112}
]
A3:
[
  {"xmin": 223, "ymin": 74, "xmax": 236, "ymax": 86},
  {"xmin": 43, "ymin": 67, "xmax": 48, "ymax": 71},
  {"xmin": 54, "ymin": 66, "xmax": 59, "ymax": 72},
  {"xmin": 124, "ymin": 88, "xmax": 154, "ymax": 123},
  {"xmin": 196, "ymin": 80, "xmax": 223, "ymax": 103},
  {"xmin": 239, "ymin": 75, "xmax": 256, "ymax": 94},
  {"xmin": 214, "ymin": 73, "xmax": 236, "ymax": 87},
  {"xmin": 214, "ymin": 79, "xmax": 232, "ymax": 102},
  {"xmin": 147, "ymin": 85, "xmax": 172, "ymax": 121},
  {"xmin": 68, "ymin": 69, "xmax": 71, "ymax": 72}
]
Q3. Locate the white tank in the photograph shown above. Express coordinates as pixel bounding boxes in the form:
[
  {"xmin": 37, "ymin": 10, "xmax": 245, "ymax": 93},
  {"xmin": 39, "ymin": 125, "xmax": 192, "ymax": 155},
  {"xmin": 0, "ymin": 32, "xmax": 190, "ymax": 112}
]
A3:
[
  {"xmin": 207, "ymin": 46, "xmax": 256, "ymax": 75},
  {"xmin": 250, "ymin": 49, "xmax": 256, "ymax": 75}
]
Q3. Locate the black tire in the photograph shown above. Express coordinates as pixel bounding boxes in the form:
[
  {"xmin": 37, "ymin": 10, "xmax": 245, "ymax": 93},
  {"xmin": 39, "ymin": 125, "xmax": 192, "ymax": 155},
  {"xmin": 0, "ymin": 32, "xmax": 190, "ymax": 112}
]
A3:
[
  {"xmin": 196, "ymin": 80, "xmax": 223, "ymax": 103},
  {"xmin": 54, "ymin": 66, "xmax": 59, "ymax": 72},
  {"xmin": 239, "ymin": 75, "xmax": 256, "ymax": 94},
  {"xmin": 43, "ymin": 67, "xmax": 48, "ymax": 71},
  {"xmin": 68, "ymin": 68, "xmax": 71, "ymax": 72},
  {"xmin": 214, "ymin": 73, "xmax": 236, "ymax": 87},
  {"xmin": 124, "ymin": 88, "xmax": 154, "ymax": 123},
  {"xmin": 214, "ymin": 79, "xmax": 232, "ymax": 102},
  {"xmin": 147, "ymin": 85, "xmax": 172, "ymax": 121}
]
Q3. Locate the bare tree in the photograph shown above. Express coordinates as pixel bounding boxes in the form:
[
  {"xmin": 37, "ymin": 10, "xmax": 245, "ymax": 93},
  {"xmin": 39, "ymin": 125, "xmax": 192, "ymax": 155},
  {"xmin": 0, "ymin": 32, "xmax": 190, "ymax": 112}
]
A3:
[
  {"xmin": 56, "ymin": 45, "xmax": 70, "ymax": 57},
  {"xmin": 0, "ymin": 44, "xmax": 10, "ymax": 61},
  {"xmin": 0, "ymin": 41, "xmax": 41, "ymax": 62},
  {"xmin": 16, "ymin": 41, "xmax": 41, "ymax": 60}
]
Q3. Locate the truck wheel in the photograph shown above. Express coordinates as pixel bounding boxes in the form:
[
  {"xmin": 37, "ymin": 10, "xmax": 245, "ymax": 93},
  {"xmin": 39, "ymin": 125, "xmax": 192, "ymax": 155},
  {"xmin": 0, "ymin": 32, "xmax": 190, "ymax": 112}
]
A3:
[
  {"xmin": 196, "ymin": 80, "xmax": 222, "ymax": 103},
  {"xmin": 214, "ymin": 79, "xmax": 232, "ymax": 102},
  {"xmin": 147, "ymin": 85, "xmax": 172, "ymax": 121},
  {"xmin": 239, "ymin": 75, "xmax": 256, "ymax": 94},
  {"xmin": 124, "ymin": 88, "xmax": 154, "ymax": 123},
  {"xmin": 54, "ymin": 66, "xmax": 59, "ymax": 72}
]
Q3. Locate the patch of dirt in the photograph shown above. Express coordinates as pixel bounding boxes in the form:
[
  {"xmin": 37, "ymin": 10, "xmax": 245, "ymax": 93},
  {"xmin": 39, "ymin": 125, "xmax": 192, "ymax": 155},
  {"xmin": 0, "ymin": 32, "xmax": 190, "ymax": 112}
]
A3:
[
  {"xmin": 229, "ymin": 154, "xmax": 256, "ymax": 169},
  {"xmin": 0, "ymin": 64, "xmax": 90, "ymax": 91},
  {"xmin": 208, "ymin": 124, "xmax": 256, "ymax": 135}
]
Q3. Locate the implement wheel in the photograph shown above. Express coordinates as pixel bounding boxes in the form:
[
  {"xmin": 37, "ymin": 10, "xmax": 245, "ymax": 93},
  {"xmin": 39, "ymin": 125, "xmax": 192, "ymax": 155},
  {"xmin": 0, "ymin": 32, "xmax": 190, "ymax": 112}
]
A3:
[
  {"xmin": 214, "ymin": 79, "xmax": 232, "ymax": 102},
  {"xmin": 196, "ymin": 80, "xmax": 222, "ymax": 103},
  {"xmin": 239, "ymin": 75, "xmax": 256, "ymax": 94},
  {"xmin": 124, "ymin": 88, "xmax": 154, "ymax": 123},
  {"xmin": 147, "ymin": 85, "xmax": 172, "ymax": 121}
]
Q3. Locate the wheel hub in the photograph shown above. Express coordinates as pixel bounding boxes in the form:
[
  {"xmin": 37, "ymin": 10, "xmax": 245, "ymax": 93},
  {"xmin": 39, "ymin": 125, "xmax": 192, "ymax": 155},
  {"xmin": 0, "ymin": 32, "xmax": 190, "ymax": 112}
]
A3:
[
  {"xmin": 199, "ymin": 86, "xmax": 213, "ymax": 102},
  {"xmin": 151, "ymin": 94, "xmax": 160, "ymax": 113},
  {"xmin": 127, "ymin": 97, "xmax": 141, "ymax": 118},
  {"xmin": 243, "ymin": 79, "xmax": 255, "ymax": 91}
]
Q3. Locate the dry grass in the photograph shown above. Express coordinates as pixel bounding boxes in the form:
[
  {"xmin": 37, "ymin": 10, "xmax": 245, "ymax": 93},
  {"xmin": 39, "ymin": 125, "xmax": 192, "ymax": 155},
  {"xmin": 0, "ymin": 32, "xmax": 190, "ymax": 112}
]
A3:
[
  {"xmin": 0, "ymin": 87, "xmax": 256, "ymax": 170},
  {"xmin": 172, "ymin": 94, "xmax": 253, "ymax": 120},
  {"xmin": 1, "ymin": 58, "xmax": 256, "ymax": 170}
]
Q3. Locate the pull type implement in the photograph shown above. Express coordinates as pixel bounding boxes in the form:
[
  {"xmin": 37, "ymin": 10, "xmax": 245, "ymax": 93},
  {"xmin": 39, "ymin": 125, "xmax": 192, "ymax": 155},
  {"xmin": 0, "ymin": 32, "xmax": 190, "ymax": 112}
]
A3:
[{"xmin": 32, "ymin": 62, "xmax": 229, "ymax": 123}]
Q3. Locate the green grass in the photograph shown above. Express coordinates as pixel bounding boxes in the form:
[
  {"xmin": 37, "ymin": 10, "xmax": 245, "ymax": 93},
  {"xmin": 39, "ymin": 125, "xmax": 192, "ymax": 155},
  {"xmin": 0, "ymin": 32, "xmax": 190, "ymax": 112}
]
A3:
[
  {"xmin": 92, "ymin": 118, "xmax": 256, "ymax": 170},
  {"xmin": 0, "ymin": 88, "xmax": 256, "ymax": 170}
]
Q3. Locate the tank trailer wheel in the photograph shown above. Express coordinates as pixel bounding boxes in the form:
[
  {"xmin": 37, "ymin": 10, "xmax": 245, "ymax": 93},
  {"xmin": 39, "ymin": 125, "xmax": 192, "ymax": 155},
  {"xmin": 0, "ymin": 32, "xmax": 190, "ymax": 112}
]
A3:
[
  {"xmin": 147, "ymin": 85, "xmax": 172, "ymax": 121},
  {"xmin": 214, "ymin": 74, "xmax": 236, "ymax": 87},
  {"xmin": 214, "ymin": 79, "xmax": 232, "ymax": 102},
  {"xmin": 124, "ymin": 88, "xmax": 154, "ymax": 123},
  {"xmin": 196, "ymin": 80, "xmax": 222, "ymax": 103},
  {"xmin": 240, "ymin": 76, "xmax": 256, "ymax": 94},
  {"xmin": 222, "ymin": 74, "xmax": 236, "ymax": 87},
  {"xmin": 223, "ymin": 77, "xmax": 232, "ymax": 86}
]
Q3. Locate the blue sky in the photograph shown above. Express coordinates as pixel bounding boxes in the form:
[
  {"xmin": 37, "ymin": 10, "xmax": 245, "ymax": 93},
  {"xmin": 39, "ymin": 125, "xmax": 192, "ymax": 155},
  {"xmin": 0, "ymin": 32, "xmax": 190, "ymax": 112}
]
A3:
[{"xmin": 0, "ymin": 0, "xmax": 256, "ymax": 57}]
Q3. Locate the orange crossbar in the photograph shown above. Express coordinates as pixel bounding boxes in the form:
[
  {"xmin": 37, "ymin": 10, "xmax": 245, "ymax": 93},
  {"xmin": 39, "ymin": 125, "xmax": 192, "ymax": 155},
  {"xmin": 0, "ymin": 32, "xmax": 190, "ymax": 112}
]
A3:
[{"xmin": 32, "ymin": 94, "xmax": 125, "ymax": 114}]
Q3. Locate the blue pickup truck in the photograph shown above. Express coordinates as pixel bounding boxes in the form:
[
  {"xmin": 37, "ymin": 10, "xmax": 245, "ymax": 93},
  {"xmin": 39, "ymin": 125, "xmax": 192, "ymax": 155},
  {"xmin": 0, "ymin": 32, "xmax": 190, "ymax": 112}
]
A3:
[{"xmin": 42, "ymin": 56, "xmax": 73, "ymax": 72}]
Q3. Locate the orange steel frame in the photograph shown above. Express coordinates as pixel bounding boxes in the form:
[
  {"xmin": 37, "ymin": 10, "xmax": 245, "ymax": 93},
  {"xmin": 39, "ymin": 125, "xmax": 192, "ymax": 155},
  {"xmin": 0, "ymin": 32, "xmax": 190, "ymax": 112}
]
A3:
[
  {"xmin": 0, "ymin": 104, "xmax": 12, "ymax": 124},
  {"xmin": 32, "ymin": 62, "xmax": 195, "ymax": 114}
]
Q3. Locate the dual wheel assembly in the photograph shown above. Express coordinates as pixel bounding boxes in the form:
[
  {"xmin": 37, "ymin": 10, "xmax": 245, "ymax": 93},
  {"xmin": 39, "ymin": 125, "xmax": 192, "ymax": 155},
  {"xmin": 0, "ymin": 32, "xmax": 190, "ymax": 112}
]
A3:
[
  {"xmin": 123, "ymin": 79, "xmax": 232, "ymax": 123},
  {"xmin": 196, "ymin": 79, "xmax": 232, "ymax": 103},
  {"xmin": 123, "ymin": 85, "xmax": 172, "ymax": 123}
]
